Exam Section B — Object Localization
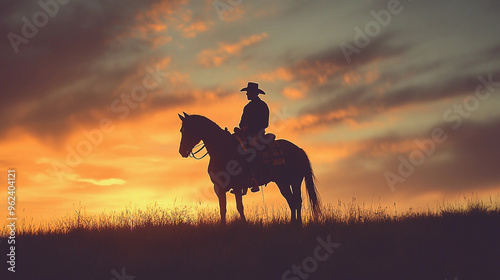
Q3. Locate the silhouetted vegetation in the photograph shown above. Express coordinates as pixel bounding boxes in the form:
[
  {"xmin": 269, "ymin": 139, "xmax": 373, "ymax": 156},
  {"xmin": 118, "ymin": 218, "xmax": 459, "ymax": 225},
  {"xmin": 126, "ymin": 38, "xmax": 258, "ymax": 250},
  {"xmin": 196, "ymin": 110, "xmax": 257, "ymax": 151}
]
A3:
[{"xmin": 5, "ymin": 196, "xmax": 500, "ymax": 280}]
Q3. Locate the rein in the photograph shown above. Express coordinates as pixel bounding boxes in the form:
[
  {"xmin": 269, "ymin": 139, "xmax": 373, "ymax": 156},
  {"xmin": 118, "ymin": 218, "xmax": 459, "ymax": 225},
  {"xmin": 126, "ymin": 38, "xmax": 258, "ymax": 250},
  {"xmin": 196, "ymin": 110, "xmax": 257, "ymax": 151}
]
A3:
[{"xmin": 189, "ymin": 142, "xmax": 208, "ymax": 160}]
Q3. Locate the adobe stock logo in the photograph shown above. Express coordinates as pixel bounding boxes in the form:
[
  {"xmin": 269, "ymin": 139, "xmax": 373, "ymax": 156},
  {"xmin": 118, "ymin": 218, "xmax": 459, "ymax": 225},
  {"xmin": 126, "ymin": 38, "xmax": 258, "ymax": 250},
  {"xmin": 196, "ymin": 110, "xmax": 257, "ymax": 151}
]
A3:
[
  {"xmin": 282, "ymin": 235, "xmax": 341, "ymax": 280},
  {"xmin": 110, "ymin": 267, "xmax": 135, "ymax": 280},
  {"xmin": 7, "ymin": 0, "xmax": 71, "ymax": 54},
  {"xmin": 384, "ymin": 74, "xmax": 499, "ymax": 192},
  {"xmin": 213, "ymin": 0, "xmax": 243, "ymax": 21}
]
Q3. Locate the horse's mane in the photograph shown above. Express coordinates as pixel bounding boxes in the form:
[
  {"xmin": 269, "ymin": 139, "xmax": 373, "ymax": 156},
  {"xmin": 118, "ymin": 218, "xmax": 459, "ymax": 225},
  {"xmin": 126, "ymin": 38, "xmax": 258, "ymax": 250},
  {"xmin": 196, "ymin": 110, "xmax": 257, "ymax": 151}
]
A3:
[
  {"xmin": 190, "ymin": 115, "xmax": 222, "ymax": 130},
  {"xmin": 189, "ymin": 114, "xmax": 234, "ymax": 140}
]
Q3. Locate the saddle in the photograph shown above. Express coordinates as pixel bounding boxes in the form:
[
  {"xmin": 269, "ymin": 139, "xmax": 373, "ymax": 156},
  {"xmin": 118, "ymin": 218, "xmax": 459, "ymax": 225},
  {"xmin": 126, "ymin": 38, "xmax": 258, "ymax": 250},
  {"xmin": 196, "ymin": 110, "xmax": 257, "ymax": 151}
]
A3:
[{"xmin": 231, "ymin": 132, "xmax": 285, "ymax": 192}]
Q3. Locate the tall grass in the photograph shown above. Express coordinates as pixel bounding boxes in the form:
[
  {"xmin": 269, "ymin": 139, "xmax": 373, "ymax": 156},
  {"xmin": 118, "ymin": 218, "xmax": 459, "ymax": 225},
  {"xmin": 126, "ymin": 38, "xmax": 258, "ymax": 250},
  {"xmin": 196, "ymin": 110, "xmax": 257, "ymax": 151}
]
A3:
[
  {"xmin": 4, "ymin": 195, "xmax": 500, "ymax": 279},
  {"xmin": 6, "ymin": 195, "xmax": 499, "ymax": 236}
]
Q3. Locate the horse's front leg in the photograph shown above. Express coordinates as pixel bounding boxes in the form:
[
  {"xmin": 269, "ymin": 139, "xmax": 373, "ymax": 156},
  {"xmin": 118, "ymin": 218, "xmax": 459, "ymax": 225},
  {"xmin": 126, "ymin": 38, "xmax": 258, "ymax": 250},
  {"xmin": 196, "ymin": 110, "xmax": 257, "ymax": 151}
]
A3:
[
  {"xmin": 214, "ymin": 184, "xmax": 227, "ymax": 224},
  {"xmin": 234, "ymin": 191, "xmax": 246, "ymax": 222}
]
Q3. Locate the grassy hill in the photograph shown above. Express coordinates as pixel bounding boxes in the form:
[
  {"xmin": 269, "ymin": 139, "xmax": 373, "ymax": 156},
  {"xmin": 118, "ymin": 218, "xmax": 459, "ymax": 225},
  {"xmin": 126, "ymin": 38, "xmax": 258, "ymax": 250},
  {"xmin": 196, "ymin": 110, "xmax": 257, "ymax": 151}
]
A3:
[{"xmin": 4, "ymin": 198, "xmax": 500, "ymax": 280}]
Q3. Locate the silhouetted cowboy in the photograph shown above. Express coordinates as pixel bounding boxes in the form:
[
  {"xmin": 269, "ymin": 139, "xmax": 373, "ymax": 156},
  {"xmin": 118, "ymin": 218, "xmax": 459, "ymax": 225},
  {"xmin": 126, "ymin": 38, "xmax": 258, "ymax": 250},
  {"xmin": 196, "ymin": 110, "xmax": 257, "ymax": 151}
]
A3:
[
  {"xmin": 234, "ymin": 82, "xmax": 270, "ymax": 193},
  {"xmin": 237, "ymin": 82, "xmax": 269, "ymax": 137}
]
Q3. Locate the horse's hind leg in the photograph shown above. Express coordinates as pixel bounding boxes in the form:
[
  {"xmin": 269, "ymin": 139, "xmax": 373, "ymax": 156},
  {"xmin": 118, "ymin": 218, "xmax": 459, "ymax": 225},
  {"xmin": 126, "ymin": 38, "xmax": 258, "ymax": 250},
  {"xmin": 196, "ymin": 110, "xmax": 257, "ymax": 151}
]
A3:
[
  {"xmin": 291, "ymin": 179, "xmax": 303, "ymax": 224},
  {"xmin": 277, "ymin": 181, "xmax": 296, "ymax": 223}
]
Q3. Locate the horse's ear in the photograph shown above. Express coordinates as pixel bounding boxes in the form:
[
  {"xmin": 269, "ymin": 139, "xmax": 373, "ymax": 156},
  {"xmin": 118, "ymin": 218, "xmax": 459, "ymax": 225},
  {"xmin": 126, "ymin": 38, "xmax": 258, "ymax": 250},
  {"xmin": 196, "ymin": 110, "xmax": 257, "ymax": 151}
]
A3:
[
  {"xmin": 183, "ymin": 112, "xmax": 190, "ymax": 118},
  {"xmin": 178, "ymin": 113, "xmax": 185, "ymax": 121}
]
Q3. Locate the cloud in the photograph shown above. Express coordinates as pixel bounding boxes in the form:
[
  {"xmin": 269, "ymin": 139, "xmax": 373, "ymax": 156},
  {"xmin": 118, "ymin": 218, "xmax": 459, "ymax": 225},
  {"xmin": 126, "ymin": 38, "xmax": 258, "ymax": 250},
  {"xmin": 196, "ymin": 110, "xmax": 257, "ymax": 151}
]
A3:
[
  {"xmin": 177, "ymin": 18, "xmax": 211, "ymax": 38},
  {"xmin": 173, "ymin": 9, "xmax": 213, "ymax": 38},
  {"xmin": 254, "ymin": 31, "xmax": 410, "ymax": 102},
  {"xmin": 289, "ymin": 38, "xmax": 500, "ymax": 130},
  {"xmin": 197, "ymin": 32, "xmax": 268, "ymax": 67},
  {"xmin": 1, "ymin": 0, "xmax": 173, "ymax": 100},
  {"xmin": 419, "ymin": 118, "xmax": 500, "ymax": 191},
  {"xmin": 72, "ymin": 176, "xmax": 127, "ymax": 186},
  {"xmin": 298, "ymin": 71, "xmax": 500, "ymax": 131},
  {"xmin": 254, "ymin": 26, "xmax": 500, "ymax": 131},
  {"xmin": 323, "ymin": 117, "xmax": 500, "ymax": 196},
  {"xmin": 220, "ymin": 5, "xmax": 246, "ymax": 22},
  {"xmin": 257, "ymin": 67, "xmax": 293, "ymax": 82},
  {"xmin": 0, "ymin": 0, "xmax": 233, "ymax": 144},
  {"xmin": 282, "ymin": 87, "xmax": 304, "ymax": 100},
  {"xmin": 0, "ymin": 0, "xmax": 186, "ymax": 139}
]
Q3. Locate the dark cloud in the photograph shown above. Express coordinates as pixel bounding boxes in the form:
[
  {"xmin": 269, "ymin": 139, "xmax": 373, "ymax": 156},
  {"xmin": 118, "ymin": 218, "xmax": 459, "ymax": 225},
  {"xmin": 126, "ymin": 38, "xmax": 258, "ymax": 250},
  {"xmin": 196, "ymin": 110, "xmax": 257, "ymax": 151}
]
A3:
[
  {"xmin": 324, "ymin": 117, "xmax": 500, "ymax": 196},
  {"xmin": 418, "ymin": 118, "xmax": 500, "ymax": 191},
  {"xmin": 0, "ymin": 0, "xmax": 206, "ymax": 142},
  {"xmin": 294, "ymin": 39, "xmax": 500, "ymax": 129},
  {"xmin": 294, "ymin": 31, "xmax": 411, "ymax": 87},
  {"xmin": 1, "ymin": 0, "xmax": 162, "ymax": 104}
]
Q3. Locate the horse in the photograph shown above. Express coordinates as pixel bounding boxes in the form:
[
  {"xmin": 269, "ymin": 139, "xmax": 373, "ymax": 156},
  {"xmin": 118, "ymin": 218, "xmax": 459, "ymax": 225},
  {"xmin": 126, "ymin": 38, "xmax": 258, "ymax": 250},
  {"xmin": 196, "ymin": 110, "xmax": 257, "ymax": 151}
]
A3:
[{"xmin": 178, "ymin": 112, "xmax": 320, "ymax": 224}]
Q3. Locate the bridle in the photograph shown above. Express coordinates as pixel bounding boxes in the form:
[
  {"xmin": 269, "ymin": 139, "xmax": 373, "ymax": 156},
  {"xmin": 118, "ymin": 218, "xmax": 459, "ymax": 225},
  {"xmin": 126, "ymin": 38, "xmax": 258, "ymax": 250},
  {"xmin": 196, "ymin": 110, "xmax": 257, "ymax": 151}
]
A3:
[{"xmin": 189, "ymin": 142, "xmax": 208, "ymax": 160}]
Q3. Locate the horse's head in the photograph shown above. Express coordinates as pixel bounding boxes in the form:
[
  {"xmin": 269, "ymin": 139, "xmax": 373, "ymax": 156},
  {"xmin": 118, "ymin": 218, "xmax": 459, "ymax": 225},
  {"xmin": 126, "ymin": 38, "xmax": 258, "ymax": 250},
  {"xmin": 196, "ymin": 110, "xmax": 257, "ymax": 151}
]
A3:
[{"xmin": 178, "ymin": 112, "xmax": 202, "ymax": 158}]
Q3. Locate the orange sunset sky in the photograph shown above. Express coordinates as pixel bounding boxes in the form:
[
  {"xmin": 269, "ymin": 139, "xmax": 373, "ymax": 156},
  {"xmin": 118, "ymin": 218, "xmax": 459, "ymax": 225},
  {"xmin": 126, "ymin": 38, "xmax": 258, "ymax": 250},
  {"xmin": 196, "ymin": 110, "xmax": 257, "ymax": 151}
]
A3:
[{"xmin": 1, "ymin": 0, "xmax": 500, "ymax": 223}]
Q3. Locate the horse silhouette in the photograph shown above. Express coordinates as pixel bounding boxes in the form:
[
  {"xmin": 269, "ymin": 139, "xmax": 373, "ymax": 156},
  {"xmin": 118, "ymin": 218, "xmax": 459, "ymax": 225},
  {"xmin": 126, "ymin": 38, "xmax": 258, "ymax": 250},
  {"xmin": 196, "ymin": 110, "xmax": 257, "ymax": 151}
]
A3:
[{"xmin": 178, "ymin": 112, "xmax": 320, "ymax": 224}]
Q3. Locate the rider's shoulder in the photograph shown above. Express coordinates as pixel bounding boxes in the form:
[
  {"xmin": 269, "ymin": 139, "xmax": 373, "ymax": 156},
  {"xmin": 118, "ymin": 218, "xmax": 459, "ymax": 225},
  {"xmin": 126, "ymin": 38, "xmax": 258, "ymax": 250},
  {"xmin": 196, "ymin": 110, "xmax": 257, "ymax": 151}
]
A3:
[
  {"xmin": 254, "ymin": 97, "xmax": 268, "ymax": 106},
  {"xmin": 246, "ymin": 97, "xmax": 268, "ymax": 111}
]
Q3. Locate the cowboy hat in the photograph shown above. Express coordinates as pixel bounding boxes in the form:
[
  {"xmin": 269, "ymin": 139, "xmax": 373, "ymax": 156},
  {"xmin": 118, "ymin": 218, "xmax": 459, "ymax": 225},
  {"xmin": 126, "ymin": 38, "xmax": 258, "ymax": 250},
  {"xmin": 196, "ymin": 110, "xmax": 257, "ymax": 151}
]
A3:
[{"xmin": 240, "ymin": 82, "xmax": 266, "ymax": 95}]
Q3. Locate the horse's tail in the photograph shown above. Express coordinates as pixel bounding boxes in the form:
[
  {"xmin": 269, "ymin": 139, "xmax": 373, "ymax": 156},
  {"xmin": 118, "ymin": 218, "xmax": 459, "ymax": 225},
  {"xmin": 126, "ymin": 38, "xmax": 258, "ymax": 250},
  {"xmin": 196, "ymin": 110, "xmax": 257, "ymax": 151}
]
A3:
[{"xmin": 302, "ymin": 149, "xmax": 321, "ymax": 216}]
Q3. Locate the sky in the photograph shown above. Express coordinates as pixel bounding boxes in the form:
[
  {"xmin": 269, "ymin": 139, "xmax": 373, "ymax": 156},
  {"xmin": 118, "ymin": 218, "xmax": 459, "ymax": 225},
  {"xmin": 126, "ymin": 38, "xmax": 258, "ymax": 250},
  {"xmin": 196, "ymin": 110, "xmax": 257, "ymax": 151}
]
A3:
[{"xmin": 1, "ymin": 0, "xmax": 500, "ymax": 222}]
